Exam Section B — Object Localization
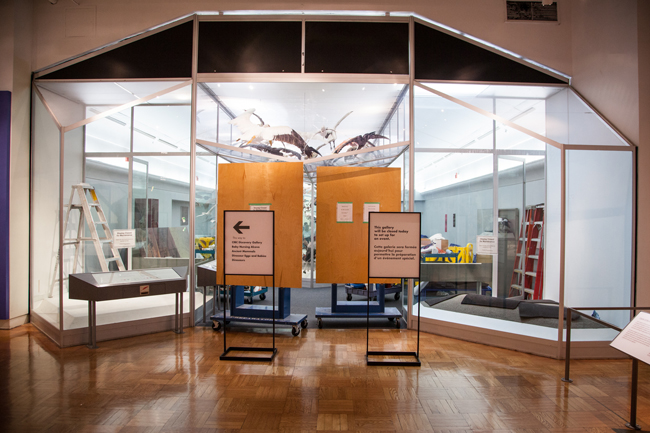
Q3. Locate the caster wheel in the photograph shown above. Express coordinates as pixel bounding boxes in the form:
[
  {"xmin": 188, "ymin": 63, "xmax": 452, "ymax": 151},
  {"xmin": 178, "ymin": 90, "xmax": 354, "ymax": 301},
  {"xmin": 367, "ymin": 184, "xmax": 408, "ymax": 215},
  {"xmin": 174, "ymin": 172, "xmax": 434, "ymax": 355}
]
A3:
[
  {"xmin": 318, "ymin": 319, "xmax": 323, "ymax": 329},
  {"xmin": 301, "ymin": 320, "xmax": 308, "ymax": 329},
  {"xmin": 292, "ymin": 326, "xmax": 300, "ymax": 336},
  {"xmin": 260, "ymin": 293, "xmax": 266, "ymax": 301},
  {"xmin": 347, "ymin": 294, "xmax": 352, "ymax": 301},
  {"xmin": 394, "ymin": 293, "xmax": 400, "ymax": 301},
  {"xmin": 212, "ymin": 321, "xmax": 222, "ymax": 331}
]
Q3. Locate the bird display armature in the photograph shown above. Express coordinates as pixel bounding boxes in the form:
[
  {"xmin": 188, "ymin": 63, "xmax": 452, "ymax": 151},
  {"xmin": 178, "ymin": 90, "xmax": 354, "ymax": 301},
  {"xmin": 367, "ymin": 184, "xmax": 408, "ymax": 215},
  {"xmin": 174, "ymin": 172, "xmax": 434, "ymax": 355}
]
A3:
[
  {"xmin": 229, "ymin": 109, "xmax": 321, "ymax": 159},
  {"xmin": 333, "ymin": 131, "xmax": 389, "ymax": 154}
]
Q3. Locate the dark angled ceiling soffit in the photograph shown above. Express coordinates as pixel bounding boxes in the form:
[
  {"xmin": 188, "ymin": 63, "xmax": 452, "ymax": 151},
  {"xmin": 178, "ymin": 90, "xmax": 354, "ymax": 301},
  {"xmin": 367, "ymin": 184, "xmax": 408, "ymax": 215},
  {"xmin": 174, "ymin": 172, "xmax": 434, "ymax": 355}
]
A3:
[
  {"xmin": 414, "ymin": 22, "xmax": 564, "ymax": 83},
  {"xmin": 37, "ymin": 17, "xmax": 564, "ymax": 84},
  {"xmin": 40, "ymin": 21, "xmax": 193, "ymax": 80}
]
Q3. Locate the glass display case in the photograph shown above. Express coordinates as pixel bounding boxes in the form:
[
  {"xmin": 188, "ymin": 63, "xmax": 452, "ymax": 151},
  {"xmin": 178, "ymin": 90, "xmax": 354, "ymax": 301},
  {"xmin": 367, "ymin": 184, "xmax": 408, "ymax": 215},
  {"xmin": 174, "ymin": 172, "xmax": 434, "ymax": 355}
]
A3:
[{"xmin": 29, "ymin": 14, "xmax": 635, "ymax": 356}]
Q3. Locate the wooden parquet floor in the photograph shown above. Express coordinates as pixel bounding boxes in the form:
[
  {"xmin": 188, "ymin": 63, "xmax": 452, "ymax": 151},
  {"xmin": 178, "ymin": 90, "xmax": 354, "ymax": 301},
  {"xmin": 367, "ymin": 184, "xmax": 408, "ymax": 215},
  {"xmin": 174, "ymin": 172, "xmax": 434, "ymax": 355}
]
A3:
[{"xmin": 1, "ymin": 324, "xmax": 649, "ymax": 433}]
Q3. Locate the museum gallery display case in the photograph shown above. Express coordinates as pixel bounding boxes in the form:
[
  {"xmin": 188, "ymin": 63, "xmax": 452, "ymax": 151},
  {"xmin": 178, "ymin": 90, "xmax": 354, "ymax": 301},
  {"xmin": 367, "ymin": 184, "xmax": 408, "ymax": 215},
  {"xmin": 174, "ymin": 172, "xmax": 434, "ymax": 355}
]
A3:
[{"xmin": 30, "ymin": 12, "xmax": 634, "ymax": 357}]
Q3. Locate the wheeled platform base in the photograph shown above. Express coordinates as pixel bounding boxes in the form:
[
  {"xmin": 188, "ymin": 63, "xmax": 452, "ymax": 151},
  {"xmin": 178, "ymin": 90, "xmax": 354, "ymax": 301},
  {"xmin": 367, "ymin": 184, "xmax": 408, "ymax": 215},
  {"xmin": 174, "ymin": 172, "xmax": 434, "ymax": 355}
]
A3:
[
  {"xmin": 345, "ymin": 284, "xmax": 401, "ymax": 301},
  {"xmin": 211, "ymin": 312, "xmax": 309, "ymax": 336},
  {"xmin": 315, "ymin": 307, "xmax": 402, "ymax": 329}
]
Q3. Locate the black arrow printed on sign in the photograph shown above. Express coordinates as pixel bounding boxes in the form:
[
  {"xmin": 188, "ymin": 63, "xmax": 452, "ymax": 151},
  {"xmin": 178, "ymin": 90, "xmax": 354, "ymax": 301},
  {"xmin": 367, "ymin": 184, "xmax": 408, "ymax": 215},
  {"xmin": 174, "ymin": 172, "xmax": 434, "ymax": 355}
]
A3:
[{"xmin": 233, "ymin": 221, "xmax": 250, "ymax": 234}]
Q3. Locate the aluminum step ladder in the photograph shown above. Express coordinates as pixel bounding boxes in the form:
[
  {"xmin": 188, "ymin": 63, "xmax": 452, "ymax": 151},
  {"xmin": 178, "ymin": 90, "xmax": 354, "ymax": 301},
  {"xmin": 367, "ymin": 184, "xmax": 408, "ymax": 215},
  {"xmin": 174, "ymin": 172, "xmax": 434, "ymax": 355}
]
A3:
[
  {"xmin": 509, "ymin": 204, "xmax": 544, "ymax": 299},
  {"xmin": 49, "ymin": 183, "xmax": 125, "ymax": 297}
]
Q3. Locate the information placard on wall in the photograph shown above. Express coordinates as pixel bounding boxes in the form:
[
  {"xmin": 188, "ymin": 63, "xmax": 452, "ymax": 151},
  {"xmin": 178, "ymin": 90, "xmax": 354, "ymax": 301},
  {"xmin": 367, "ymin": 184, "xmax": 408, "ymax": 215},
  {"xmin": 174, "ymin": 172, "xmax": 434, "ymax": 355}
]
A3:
[
  {"xmin": 368, "ymin": 212, "xmax": 421, "ymax": 279},
  {"xmin": 610, "ymin": 312, "xmax": 650, "ymax": 365},
  {"xmin": 224, "ymin": 211, "xmax": 274, "ymax": 276}
]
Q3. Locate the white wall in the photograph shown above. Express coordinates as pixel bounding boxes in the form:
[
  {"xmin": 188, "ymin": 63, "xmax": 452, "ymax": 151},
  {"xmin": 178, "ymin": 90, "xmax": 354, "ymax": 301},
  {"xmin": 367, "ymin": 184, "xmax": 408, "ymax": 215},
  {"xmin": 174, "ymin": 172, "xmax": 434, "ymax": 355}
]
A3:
[
  {"xmin": 0, "ymin": 0, "xmax": 32, "ymax": 327},
  {"xmin": 637, "ymin": 2, "xmax": 650, "ymax": 309},
  {"xmin": 570, "ymin": 0, "xmax": 639, "ymax": 145}
]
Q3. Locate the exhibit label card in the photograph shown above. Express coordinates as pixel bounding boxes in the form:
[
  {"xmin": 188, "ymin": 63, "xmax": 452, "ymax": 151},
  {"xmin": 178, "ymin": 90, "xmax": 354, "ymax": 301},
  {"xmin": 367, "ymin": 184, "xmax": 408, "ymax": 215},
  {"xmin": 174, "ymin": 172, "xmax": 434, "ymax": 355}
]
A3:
[
  {"xmin": 224, "ymin": 211, "xmax": 274, "ymax": 276},
  {"xmin": 363, "ymin": 202, "xmax": 380, "ymax": 223},
  {"xmin": 250, "ymin": 203, "xmax": 271, "ymax": 211},
  {"xmin": 476, "ymin": 236, "xmax": 497, "ymax": 255},
  {"xmin": 368, "ymin": 212, "xmax": 421, "ymax": 278},
  {"xmin": 113, "ymin": 229, "xmax": 136, "ymax": 248},
  {"xmin": 337, "ymin": 202, "xmax": 353, "ymax": 223},
  {"xmin": 610, "ymin": 312, "xmax": 650, "ymax": 365}
]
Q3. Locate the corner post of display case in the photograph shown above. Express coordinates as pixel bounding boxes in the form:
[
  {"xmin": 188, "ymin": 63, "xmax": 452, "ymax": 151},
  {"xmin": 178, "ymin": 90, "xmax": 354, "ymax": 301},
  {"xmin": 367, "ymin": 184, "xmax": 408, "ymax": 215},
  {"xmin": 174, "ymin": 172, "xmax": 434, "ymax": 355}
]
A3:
[{"xmin": 188, "ymin": 14, "xmax": 200, "ymax": 328}]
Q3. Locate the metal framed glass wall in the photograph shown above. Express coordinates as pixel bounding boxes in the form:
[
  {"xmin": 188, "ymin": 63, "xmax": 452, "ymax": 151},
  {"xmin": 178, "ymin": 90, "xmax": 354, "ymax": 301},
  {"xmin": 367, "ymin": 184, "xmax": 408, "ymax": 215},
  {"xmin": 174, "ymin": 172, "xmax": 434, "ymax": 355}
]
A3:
[{"xmin": 29, "ymin": 12, "xmax": 635, "ymax": 357}]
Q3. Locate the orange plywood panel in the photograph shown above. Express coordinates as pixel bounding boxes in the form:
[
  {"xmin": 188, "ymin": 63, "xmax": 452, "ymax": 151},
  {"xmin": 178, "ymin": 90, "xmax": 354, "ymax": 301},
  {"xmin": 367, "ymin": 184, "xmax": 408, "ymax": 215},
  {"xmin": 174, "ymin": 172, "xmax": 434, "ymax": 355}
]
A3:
[
  {"xmin": 316, "ymin": 166, "xmax": 401, "ymax": 284},
  {"xmin": 216, "ymin": 162, "xmax": 303, "ymax": 287}
]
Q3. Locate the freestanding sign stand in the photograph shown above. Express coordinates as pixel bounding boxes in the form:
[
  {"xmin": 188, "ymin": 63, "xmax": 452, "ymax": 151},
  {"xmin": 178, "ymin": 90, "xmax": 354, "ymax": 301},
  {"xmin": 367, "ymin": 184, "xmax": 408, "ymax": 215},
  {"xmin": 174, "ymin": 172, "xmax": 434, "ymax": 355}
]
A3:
[
  {"xmin": 366, "ymin": 212, "xmax": 422, "ymax": 367},
  {"xmin": 221, "ymin": 210, "xmax": 277, "ymax": 362}
]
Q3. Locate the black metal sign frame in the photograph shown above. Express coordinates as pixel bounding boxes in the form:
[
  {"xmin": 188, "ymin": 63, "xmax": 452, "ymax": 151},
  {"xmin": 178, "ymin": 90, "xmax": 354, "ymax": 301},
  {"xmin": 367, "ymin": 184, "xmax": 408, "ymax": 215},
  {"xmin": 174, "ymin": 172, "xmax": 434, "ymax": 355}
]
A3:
[
  {"xmin": 221, "ymin": 210, "xmax": 277, "ymax": 362},
  {"xmin": 366, "ymin": 211, "xmax": 421, "ymax": 367}
]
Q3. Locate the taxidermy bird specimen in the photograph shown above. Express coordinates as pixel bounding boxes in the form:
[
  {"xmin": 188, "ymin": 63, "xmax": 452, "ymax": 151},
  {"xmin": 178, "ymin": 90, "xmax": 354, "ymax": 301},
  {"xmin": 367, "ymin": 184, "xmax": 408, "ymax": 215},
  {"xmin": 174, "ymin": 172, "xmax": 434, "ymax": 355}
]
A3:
[
  {"xmin": 299, "ymin": 111, "xmax": 353, "ymax": 151},
  {"xmin": 229, "ymin": 109, "xmax": 321, "ymax": 159},
  {"xmin": 240, "ymin": 143, "xmax": 303, "ymax": 160},
  {"xmin": 333, "ymin": 131, "xmax": 389, "ymax": 154}
]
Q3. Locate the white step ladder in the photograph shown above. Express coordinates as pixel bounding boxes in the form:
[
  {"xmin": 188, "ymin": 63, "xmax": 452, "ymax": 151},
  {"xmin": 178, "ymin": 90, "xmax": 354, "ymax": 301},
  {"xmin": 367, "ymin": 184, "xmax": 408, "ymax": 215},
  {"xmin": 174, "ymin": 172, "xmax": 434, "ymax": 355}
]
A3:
[{"xmin": 49, "ymin": 183, "xmax": 126, "ymax": 297}]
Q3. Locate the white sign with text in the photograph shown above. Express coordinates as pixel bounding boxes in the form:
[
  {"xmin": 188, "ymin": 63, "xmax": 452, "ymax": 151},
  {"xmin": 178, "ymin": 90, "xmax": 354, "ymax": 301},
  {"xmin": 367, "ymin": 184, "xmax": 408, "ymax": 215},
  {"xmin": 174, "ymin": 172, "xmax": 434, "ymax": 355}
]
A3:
[
  {"xmin": 610, "ymin": 312, "xmax": 650, "ymax": 365},
  {"xmin": 224, "ymin": 211, "xmax": 274, "ymax": 276},
  {"xmin": 363, "ymin": 202, "xmax": 380, "ymax": 223},
  {"xmin": 337, "ymin": 202, "xmax": 353, "ymax": 223},
  {"xmin": 113, "ymin": 229, "xmax": 136, "ymax": 248},
  {"xmin": 476, "ymin": 236, "xmax": 498, "ymax": 255},
  {"xmin": 368, "ymin": 212, "xmax": 421, "ymax": 279}
]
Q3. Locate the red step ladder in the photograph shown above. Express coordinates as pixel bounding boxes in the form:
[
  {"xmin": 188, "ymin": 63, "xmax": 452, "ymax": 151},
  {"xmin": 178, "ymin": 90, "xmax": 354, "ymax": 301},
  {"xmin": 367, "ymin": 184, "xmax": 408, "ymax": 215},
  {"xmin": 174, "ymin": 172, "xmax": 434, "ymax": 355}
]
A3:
[{"xmin": 509, "ymin": 204, "xmax": 544, "ymax": 299}]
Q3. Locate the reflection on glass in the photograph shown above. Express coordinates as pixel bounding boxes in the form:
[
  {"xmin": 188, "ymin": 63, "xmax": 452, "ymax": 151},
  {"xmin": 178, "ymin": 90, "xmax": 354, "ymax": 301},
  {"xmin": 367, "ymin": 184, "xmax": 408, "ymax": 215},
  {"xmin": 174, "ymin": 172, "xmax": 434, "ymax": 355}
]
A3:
[
  {"xmin": 565, "ymin": 150, "xmax": 633, "ymax": 331},
  {"xmin": 131, "ymin": 156, "xmax": 191, "ymax": 265},
  {"xmin": 196, "ymin": 82, "xmax": 405, "ymax": 160},
  {"xmin": 133, "ymin": 105, "xmax": 191, "ymax": 153},
  {"xmin": 31, "ymin": 94, "xmax": 62, "ymax": 329},
  {"xmin": 85, "ymin": 107, "xmax": 132, "ymax": 152}
]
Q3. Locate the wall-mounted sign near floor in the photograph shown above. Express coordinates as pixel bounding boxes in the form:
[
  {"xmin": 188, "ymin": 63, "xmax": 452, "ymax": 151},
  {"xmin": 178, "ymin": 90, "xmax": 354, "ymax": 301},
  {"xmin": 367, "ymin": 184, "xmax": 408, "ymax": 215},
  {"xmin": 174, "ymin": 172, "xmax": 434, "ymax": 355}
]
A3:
[
  {"xmin": 368, "ymin": 212, "xmax": 421, "ymax": 279},
  {"xmin": 224, "ymin": 210, "xmax": 274, "ymax": 276}
]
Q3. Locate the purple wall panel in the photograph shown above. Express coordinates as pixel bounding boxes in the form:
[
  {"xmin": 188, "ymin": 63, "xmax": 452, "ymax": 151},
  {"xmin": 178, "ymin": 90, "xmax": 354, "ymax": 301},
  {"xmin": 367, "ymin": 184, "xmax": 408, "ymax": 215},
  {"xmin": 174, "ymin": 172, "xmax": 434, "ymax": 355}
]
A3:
[{"xmin": 0, "ymin": 91, "xmax": 11, "ymax": 320}]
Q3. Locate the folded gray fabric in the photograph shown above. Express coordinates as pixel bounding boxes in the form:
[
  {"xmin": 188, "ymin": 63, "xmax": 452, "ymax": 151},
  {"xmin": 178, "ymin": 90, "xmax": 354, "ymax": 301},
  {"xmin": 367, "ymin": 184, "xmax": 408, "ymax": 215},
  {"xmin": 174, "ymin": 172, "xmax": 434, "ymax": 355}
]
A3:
[
  {"xmin": 424, "ymin": 294, "xmax": 459, "ymax": 307},
  {"xmin": 461, "ymin": 294, "xmax": 521, "ymax": 309},
  {"xmin": 519, "ymin": 302, "xmax": 580, "ymax": 320}
]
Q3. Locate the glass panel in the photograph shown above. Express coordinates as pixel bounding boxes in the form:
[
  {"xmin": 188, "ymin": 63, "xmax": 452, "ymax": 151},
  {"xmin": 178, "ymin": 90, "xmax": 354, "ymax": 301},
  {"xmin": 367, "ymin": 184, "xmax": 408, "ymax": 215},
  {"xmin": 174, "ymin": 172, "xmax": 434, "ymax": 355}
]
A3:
[
  {"xmin": 301, "ymin": 182, "xmax": 316, "ymax": 283},
  {"xmin": 415, "ymin": 152, "xmax": 494, "ymax": 325},
  {"xmin": 132, "ymin": 105, "xmax": 191, "ymax": 153},
  {"xmin": 132, "ymin": 155, "xmax": 191, "ymax": 267},
  {"xmin": 496, "ymin": 154, "xmax": 545, "ymax": 299},
  {"xmin": 194, "ymin": 145, "xmax": 218, "ymax": 321},
  {"xmin": 83, "ymin": 157, "xmax": 129, "ymax": 276},
  {"xmin": 198, "ymin": 82, "xmax": 405, "ymax": 159},
  {"xmin": 85, "ymin": 107, "xmax": 132, "ymax": 153},
  {"xmin": 414, "ymin": 85, "xmax": 493, "ymax": 149},
  {"xmin": 31, "ymin": 94, "xmax": 61, "ymax": 330},
  {"xmin": 564, "ymin": 89, "xmax": 629, "ymax": 146},
  {"xmin": 35, "ymin": 81, "xmax": 187, "ymax": 127},
  {"xmin": 565, "ymin": 150, "xmax": 633, "ymax": 340},
  {"xmin": 418, "ymin": 83, "xmax": 562, "ymax": 150}
]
